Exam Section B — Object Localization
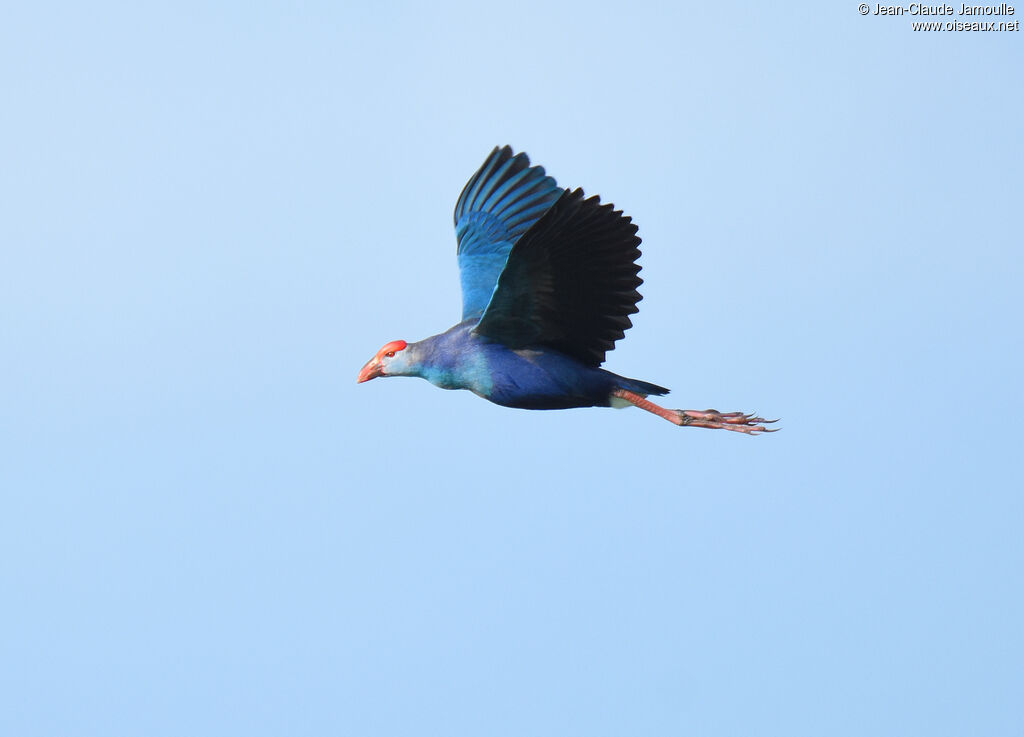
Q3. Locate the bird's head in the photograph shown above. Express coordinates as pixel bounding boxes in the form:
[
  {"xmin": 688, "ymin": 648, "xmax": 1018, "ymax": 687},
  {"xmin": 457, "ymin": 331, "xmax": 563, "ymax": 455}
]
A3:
[{"xmin": 357, "ymin": 339, "xmax": 409, "ymax": 383}]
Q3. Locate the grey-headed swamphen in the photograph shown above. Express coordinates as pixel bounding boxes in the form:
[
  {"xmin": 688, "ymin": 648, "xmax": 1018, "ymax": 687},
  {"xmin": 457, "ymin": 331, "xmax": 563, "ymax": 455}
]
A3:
[{"xmin": 358, "ymin": 146, "xmax": 776, "ymax": 434}]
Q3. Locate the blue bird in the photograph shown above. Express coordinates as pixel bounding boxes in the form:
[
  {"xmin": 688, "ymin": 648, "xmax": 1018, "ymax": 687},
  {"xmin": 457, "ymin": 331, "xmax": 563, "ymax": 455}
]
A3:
[{"xmin": 358, "ymin": 146, "xmax": 776, "ymax": 434}]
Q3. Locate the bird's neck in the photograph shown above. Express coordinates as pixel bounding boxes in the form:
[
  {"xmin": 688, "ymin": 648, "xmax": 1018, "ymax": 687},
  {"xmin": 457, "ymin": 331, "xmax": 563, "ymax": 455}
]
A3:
[{"xmin": 405, "ymin": 322, "xmax": 486, "ymax": 392}]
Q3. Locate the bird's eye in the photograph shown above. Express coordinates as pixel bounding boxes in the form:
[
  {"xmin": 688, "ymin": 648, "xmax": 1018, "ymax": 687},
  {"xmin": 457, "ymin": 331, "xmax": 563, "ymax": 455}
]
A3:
[{"xmin": 385, "ymin": 351, "xmax": 395, "ymax": 358}]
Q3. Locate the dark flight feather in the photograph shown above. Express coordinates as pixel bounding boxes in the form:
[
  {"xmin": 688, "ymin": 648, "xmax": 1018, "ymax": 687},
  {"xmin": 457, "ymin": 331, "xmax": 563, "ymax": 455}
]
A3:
[{"xmin": 474, "ymin": 187, "xmax": 643, "ymax": 367}]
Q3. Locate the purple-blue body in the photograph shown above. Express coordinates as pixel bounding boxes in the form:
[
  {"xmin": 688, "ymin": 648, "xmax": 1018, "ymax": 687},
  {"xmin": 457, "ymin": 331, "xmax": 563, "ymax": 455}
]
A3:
[{"xmin": 392, "ymin": 321, "xmax": 667, "ymax": 410}]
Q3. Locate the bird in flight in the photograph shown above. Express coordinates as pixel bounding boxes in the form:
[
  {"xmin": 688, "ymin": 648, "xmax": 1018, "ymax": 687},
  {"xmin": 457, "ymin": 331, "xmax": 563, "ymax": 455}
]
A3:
[{"xmin": 358, "ymin": 146, "xmax": 776, "ymax": 434}]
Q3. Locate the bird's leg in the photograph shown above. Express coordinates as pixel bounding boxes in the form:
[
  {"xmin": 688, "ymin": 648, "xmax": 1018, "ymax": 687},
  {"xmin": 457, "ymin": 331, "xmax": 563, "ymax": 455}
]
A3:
[{"xmin": 611, "ymin": 389, "xmax": 778, "ymax": 435}]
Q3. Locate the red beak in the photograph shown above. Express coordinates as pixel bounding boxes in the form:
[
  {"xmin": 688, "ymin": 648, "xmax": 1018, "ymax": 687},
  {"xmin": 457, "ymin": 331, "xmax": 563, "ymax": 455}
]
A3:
[{"xmin": 357, "ymin": 357, "xmax": 383, "ymax": 383}]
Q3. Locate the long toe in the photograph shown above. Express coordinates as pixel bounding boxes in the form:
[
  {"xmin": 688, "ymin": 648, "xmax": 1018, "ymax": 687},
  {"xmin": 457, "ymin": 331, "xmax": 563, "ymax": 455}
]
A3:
[{"xmin": 675, "ymin": 409, "xmax": 779, "ymax": 434}]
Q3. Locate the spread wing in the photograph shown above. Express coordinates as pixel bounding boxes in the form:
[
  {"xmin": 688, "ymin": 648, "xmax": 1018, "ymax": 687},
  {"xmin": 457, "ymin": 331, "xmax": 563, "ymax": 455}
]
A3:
[
  {"xmin": 454, "ymin": 147, "xmax": 562, "ymax": 321},
  {"xmin": 473, "ymin": 188, "xmax": 643, "ymax": 367}
]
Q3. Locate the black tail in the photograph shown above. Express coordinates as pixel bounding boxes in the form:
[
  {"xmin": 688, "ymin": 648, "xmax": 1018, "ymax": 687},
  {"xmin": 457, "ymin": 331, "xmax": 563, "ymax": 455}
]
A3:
[{"xmin": 617, "ymin": 375, "xmax": 669, "ymax": 397}]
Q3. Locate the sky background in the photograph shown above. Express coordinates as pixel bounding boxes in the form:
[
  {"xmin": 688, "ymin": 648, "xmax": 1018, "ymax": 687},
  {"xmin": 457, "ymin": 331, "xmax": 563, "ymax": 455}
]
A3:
[{"xmin": 2, "ymin": 2, "xmax": 1021, "ymax": 735}]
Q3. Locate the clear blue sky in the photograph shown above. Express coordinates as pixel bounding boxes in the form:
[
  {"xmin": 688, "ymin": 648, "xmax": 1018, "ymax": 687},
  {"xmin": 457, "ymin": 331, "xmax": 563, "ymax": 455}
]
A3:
[{"xmin": 2, "ymin": 2, "xmax": 1021, "ymax": 735}]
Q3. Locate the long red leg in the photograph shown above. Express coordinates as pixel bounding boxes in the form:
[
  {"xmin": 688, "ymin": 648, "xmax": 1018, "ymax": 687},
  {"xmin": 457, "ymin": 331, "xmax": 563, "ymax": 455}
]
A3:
[{"xmin": 612, "ymin": 389, "xmax": 778, "ymax": 435}]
